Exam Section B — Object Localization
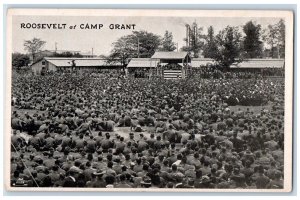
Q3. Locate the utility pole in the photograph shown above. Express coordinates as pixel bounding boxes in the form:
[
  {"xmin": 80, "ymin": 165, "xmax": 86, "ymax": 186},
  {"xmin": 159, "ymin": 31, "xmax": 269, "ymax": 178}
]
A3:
[
  {"xmin": 186, "ymin": 24, "xmax": 189, "ymax": 47},
  {"xmin": 176, "ymin": 43, "xmax": 178, "ymax": 52},
  {"xmin": 277, "ymin": 43, "xmax": 280, "ymax": 59},
  {"xmin": 55, "ymin": 42, "xmax": 57, "ymax": 52}
]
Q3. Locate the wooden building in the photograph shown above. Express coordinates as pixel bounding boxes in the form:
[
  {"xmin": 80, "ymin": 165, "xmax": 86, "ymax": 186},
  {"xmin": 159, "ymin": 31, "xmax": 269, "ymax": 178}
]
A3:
[
  {"xmin": 127, "ymin": 54, "xmax": 285, "ymax": 78},
  {"xmin": 30, "ymin": 57, "xmax": 123, "ymax": 75},
  {"xmin": 127, "ymin": 52, "xmax": 192, "ymax": 79}
]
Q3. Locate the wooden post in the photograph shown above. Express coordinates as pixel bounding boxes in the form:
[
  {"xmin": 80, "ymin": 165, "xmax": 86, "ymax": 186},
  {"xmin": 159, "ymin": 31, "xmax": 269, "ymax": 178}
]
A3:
[
  {"xmin": 149, "ymin": 59, "xmax": 152, "ymax": 79},
  {"xmin": 186, "ymin": 57, "xmax": 188, "ymax": 78},
  {"xmin": 161, "ymin": 59, "xmax": 164, "ymax": 78}
]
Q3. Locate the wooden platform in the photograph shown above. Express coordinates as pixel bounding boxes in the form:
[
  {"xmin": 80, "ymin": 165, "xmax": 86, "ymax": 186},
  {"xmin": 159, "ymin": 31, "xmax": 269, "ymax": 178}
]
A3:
[{"xmin": 163, "ymin": 70, "xmax": 183, "ymax": 79}]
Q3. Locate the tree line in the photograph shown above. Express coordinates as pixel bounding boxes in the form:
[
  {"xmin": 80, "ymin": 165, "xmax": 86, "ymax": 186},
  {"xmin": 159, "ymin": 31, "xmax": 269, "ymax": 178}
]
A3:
[
  {"xmin": 13, "ymin": 19, "xmax": 285, "ymax": 69},
  {"xmin": 107, "ymin": 19, "xmax": 285, "ymax": 69}
]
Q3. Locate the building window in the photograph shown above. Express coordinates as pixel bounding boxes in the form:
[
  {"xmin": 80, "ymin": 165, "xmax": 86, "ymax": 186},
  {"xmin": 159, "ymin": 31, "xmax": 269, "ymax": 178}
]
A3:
[{"xmin": 42, "ymin": 61, "xmax": 46, "ymax": 65}]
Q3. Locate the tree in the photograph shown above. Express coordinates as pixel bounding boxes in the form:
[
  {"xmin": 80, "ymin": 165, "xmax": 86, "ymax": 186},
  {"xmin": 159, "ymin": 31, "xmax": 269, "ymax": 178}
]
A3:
[
  {"xmin": 276, "ymin": 19, "xmax": 285, "ymax": 58},
  {"xmin": 262, "ymin": 19, "xmax": 285, "ymax": 58},
  {"xmin": 133, "ymin": 31, "xmax": 161, "ymax": 58},
  {"xmin": 203, "ymin": 26, "xmax": 218, "ymax": 58},
  {"xmin": 243, "ymin": 21, "xmax": 263, "ymax": 58},
  {"xmin": 12, "ymin": 53, "xmax": 30, "ymax": 69},
  {"xmin": 53, "ymin": 52, "xmax": 83, "ymax": 58},
  {"xmin": 108, "ymin": 30, "xmax": 161, "ymax": 66},
  {"xmin": 262, "ymin": 24, "xmax": 278, "ymax": 58},
  {"xmin": 159, "ymin": 31, "xmax": 176, "ymax": 52},
  {"xmin": 213, "ymin": 26, "xmax": 243, "ymax": 69},
  {"xmin": 181, "ymin": 22, "xmax": 205, "ymax": 58},
  {"xmin": 24, "ymin": 38, "xmax": 46, "ymax": 62}
]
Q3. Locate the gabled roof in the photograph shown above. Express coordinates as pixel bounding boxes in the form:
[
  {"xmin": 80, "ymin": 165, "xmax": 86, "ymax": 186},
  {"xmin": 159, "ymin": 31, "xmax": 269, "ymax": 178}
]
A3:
[
  {"xmin": 127, "ymin": 58, "xmax": 157, "ymax": 68},
  {"xmin": 42, "ymin": 57, "xmax": 122, "ymax": 67},
  {"xmin": 151, "ymin": 51, "xmax": 189, "ymax": 59}
]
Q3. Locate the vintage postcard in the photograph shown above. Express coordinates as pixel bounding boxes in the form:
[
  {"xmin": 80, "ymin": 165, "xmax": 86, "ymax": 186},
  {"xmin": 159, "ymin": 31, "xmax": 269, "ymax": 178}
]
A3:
[{"xmin": 5, "ymin": 9, "xmax": 294, "ymax": 192}]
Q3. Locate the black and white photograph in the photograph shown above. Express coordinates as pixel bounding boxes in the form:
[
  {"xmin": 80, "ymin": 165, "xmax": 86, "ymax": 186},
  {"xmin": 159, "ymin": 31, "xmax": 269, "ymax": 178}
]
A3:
[{"xmin": 5, "ymin": 9, "xmax": 293, "ymax": 192}]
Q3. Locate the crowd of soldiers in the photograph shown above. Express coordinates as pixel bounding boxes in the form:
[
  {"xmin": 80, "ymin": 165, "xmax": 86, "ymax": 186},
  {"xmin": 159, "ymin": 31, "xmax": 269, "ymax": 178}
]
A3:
[
  {"xmin": 10, "ymin": 71, "xmax": 285, "ymax": 189},
  {"xmin": 191, "ymin": 67, "xmax": 284, "ymax": 79}
]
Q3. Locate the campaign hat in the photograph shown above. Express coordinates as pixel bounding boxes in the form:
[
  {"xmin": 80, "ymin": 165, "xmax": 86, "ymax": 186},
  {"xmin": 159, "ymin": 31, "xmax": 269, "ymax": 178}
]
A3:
[
  {"xmin": 93, "ymin": 170, "xmax": 105, "ymax": 176},
  {"xmin": 140, "ymin": 176, "xmax": 152, "ymax": 185}
]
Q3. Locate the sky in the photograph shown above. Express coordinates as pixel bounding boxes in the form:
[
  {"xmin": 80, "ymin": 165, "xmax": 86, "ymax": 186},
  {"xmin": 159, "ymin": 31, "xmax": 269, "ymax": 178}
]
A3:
[{"xmin": 12, "ymin": 15, "xmax": 283, "ymax": 56}]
